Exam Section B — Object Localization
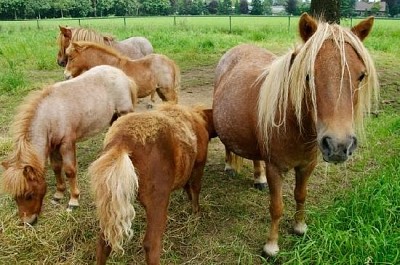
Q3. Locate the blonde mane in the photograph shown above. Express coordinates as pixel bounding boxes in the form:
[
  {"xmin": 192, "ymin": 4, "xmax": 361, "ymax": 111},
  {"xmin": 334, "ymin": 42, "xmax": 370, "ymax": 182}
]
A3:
[
  {"xmin": 73, "ymin": 41, "xmax": 129, "ymax": 61},
  {"xmin": 1, "ymin": 88, "xmax": 51, "ymax": 196},
  {"xmin": 58, "ymin": 27, "xmax": 113, "ymax": 59},
  {"xmin": 257, "ymin": 21, "xmax": 379, "ymax": 147}
]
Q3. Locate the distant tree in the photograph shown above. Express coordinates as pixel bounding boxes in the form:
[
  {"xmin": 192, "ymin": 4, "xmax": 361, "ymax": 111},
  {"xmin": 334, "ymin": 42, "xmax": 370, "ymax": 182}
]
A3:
[
  {"xmin": 140, "ymin": 0, "xmax": 170, "ymax": 15},
  {"xmin": 340, "ymin": 0, "xmax": 355, "ymax": 18},
  {"xmin": 0, "ymin": 0, "xmax": 25, "ymax": 19},
  {"xmin": 219, "ymin": 0, "xmax": 232, "ymax": 14},
  {"xmin": 24, "ymin": 0, "xmax": 51, "ymax": 18},
  {"xmin": 385, "ymin": 0, "xmax": 400, "ymax": 16},
  {"xmin": 310, "ymin": 0, "xmax": 340, "ymax": 24},
  {"xmin": 207, "ymin": 0, "xmax": 218, "ymax": 14},
  {"xmin": 297, "ymin": 1, "xmax": 310, "ymax": 14},
  {"xmin": 251, "ymin": 0, "xmax": 263, "ymax": 15},
  {"xmin": 263, "ymin": 0, "xmax": 272, "ymax": 14},
  {"xmin": 239, "ymin": 0, "xmax": 248, "ymax": 14},
  {"xmin": 273, "ymin": 0, "xmax": 286, "ymax": 5},
  {"xmin": 370, "ymin": 2, "xmax": 382, "ymax": 15},
  {"xmin": 285, "ymin": 0, "xmax": 297, "ymax": 15},
  {"xmin": 52, "ymin": 0, "xmax": 74, "ymax": 18},
  {"xmin": 70, "ymin": 0, "xmax": 92, "ymax": 17},
  {"xmin": 97, "ymin": 0, "xmax": 114, "ymax": 16}
]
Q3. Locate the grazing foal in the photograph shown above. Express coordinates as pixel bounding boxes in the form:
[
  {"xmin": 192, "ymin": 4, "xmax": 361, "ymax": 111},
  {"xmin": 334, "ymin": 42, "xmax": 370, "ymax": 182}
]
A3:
[{"xmin": 1, "ymin": 65, "xmax": 137, "ymax": 224}]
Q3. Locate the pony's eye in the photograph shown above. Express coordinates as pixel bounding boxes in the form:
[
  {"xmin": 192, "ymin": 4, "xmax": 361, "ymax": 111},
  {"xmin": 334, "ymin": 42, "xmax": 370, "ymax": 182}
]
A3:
[
  {"xmin": 25, "ymin": 193, "xmax": 33, "ymax": 201},
  {"xmin": 358, "ymin": 72, "xmax": 366, "ymax": 81},
  {"xmin": 306, "ymin": 75, "xmax": 310, "ymax": 82}
]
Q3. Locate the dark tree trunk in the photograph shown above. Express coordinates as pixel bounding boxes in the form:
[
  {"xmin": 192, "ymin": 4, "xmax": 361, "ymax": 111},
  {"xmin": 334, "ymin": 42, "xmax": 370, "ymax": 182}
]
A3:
[{"xmin": 310, "ymin": 0, "xmax": 340, "ymax": 24}]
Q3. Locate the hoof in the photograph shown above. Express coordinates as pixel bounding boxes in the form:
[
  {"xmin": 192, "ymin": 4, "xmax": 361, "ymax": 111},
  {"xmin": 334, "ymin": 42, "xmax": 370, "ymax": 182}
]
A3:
[
  {"xmin": 262, "ymin": 242, "xmax": 279, "ymax": 257},
  {"xmin": 66, "ymin": 204, "xmax": 79, "ymax": 212},
  {"xmin": 224, "ymin": 168, "xmax": 236, "ymax": 177},
  {"xmin": 293, "ymin": 222, "xmax": 307, "ymax": 235},
  {"xmin": 146, "ymin": 103, "xmax": 153, "ymax": 109},
  {"xmin": 51, "ymin": 197, "xmax": 61, "ymax": 205},
  {"xmin": 254, "ymin": 182, "xmax": 267, "ymax": 190}
]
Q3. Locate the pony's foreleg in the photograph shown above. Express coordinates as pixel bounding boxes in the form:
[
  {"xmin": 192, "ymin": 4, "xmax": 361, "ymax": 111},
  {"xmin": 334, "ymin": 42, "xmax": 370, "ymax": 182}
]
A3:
[
  {"xmin": 96, "ymin": 231, "xmax": 112, "ymax": 265},
  {"xmin": 262, "ymin": 163, "xmax": 283, "ymax": 257},
  {"xmin": 50, "ymin": 150, "xmax": 66, "ymax": 204},
  {"xmin": 60, "ymin": 141, "xmax": 80, "ymax": 210},
  {"xmin": 293, "ymin": 163, "xmax": 316, "ymax": 235},
  {"xmin": 142, "ymin": 192, "xmax": 170, "ymax": 265},
  {"xmin": 253, "ymin": 160, "xmax": 267, "ymax": 190}
]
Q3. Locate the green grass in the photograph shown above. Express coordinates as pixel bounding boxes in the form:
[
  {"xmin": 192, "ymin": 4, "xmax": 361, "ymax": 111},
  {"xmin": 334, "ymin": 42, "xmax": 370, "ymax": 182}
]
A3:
[{"xmin": 0, "ymin": 16, "xmax": 399, "ymax": 264}]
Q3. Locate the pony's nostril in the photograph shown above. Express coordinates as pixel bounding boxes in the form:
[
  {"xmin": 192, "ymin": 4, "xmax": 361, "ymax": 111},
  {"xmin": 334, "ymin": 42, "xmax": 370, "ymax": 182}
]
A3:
[{"xmin": 321, "ymin": 136, "xmax": 332, "ymax": 154}]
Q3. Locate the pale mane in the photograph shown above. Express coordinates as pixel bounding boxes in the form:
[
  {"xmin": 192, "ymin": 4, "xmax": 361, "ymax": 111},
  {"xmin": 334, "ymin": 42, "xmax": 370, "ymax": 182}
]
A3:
[
  {"xmin": 257, "ymin": 21, "xmax": 379, "ymax": 147},
  {"xmin": 57, "ymin": 27, "xmax": 113, "ymax": 58},
  {"xmin": 1, "ymin": 88, "xmax": 51, "ymax": 196},
  {"xmin": 74, "ymin": 41, "xmax": 130, "ymax": 61}
]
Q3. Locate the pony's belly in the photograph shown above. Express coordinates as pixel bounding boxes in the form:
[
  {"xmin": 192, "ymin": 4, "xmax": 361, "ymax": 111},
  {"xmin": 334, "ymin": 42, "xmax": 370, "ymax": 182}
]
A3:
[{"xmin": 213, "ymin": 103, "xmax": 262, "ymax": 160}]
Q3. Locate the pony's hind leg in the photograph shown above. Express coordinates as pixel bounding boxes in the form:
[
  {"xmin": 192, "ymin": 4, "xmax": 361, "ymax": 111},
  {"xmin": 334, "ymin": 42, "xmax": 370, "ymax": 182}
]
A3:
[
  {"xmin": 50, "ymin": 149, "xmax": 66, "ymax": 204},
  {"xmin": 60, "ymin": 141, "xmax": 80, "ymax": 211},
  {"xmin": 187, "ymin": 163, "xmax": 206, "ymax": 215},
  {"xmin": 96, "ymin": 231, "xmax": 112, "ymax": 265},
  {"xmin": 224, "ymin": 149, "xmax": 243, "ymax": 177},
  {"xmin": 253, "ymin": 160, "xmax": 267, "ymax": 190},
  {"xmin": 293, "ymin": 162, "xmax": 316, "ymax": 235},
  {"xmin": 141, "ymin": 190, "xmax": 170, "ymax": 265}
]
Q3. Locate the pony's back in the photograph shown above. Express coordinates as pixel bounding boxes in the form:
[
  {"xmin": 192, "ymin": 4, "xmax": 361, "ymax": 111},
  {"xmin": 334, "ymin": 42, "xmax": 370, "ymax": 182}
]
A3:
[{"xmin": 32, "ymin": 65, "xmax": 136, "ymax": 141}]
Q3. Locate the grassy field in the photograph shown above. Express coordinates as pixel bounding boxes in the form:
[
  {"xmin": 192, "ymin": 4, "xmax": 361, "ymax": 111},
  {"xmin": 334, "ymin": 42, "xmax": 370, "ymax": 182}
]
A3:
[{"xmin": 0, "ymin": 16, "xmax": 399, "ymax": 264}]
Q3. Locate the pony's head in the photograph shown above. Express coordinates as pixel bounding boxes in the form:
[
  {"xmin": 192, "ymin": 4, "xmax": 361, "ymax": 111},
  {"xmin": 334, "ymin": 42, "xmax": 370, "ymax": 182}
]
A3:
[
  {"xmin": 64, "ymin": 41, "xmax": 90, "ymax": 78},
  {"xmin": 1, "ymin": 159, "xmax": 47, "ymax": 224},
  {"xmin": 258, "ymin": 13, "xmax": 378, "ymax": 163},
  {"xmin": 299, "ymin": 14, "xmax": 377, "ymax": 163},
  {"xmin": 57, "ymin": 26, "xmax": 113, "ymax": 67},
  {"xmin": 57, "ymin": 26, "xmax": 73, "ymax": 67}
]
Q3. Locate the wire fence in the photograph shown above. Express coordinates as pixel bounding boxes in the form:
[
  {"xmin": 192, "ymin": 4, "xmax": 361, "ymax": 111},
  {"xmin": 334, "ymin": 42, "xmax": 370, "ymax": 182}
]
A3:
[{"xmin": 1, "ymin": 15, "xmax": 399, "ymax": 33}]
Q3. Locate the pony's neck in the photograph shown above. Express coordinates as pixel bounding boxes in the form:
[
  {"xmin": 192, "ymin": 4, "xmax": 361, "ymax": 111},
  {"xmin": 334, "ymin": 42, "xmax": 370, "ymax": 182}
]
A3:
[{"xmin": 28, "ymin": 121, "xmax": 50, "ymax": 167}]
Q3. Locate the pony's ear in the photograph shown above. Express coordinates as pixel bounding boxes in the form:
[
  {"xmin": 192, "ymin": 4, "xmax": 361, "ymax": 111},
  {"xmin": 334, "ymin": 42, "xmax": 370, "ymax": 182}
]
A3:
[
  {"xmin": 23, "ymin": 166, "xmax": 36, "ymax": 181},
  {"xmin": 299, "ymin": 13, "xmax": 318, "ymax": 43},
  {"xmin": 59, "ymin": 26, "xmax": 72, "ymax": 39},
  {"xmin": 1, "ymin": 160, "xmax": 9, "ymax": 169},
  {"xmin": 103, "ymin": 36, "xmax": 113, "ymax": 42},
  {"xmin": 351, "ymin": 16, "xmax": 374, "ymax": 41}
]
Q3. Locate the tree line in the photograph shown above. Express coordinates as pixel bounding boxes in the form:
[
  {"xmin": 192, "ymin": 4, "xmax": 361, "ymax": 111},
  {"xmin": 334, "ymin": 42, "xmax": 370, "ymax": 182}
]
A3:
[{"xmin": 0, "ymin": 0, "xmax": 399, "ymax": 20}]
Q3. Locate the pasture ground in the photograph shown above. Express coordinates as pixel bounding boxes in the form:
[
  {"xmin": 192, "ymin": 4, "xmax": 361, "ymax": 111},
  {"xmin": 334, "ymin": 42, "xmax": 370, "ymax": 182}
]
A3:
[{"xmin": 0, "ymin": 17, "xmax": 399, "ymax": 264}]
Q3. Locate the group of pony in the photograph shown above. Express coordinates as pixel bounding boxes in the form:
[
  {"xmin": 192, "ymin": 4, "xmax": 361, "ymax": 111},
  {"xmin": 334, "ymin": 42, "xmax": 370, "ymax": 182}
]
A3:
[{"xmin": 1, "ymin": 13, "xmax": 378, "ymax": 264}]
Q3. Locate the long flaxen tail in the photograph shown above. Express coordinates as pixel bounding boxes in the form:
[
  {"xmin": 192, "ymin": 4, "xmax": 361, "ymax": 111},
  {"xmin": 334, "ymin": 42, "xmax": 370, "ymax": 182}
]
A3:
[{"xmin": 89, "ymin": 147, "xmax": 139, "ymax": 253}]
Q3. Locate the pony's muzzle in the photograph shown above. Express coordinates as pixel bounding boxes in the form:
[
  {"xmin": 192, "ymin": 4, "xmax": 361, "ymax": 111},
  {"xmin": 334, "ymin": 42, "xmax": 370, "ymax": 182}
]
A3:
[
  {"xmin": 320, "ymin": 135, "xmax": 357, "ymax": 163},
  {"xmin": 21, "ymin": 214, "xmax": 38, "ymax": 225}
]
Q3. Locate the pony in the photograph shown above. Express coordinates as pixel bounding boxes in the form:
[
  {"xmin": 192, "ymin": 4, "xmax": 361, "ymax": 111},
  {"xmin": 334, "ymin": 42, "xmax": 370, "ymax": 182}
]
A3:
[
  {"xmin": 64, "ymin": 41, "xmax": 180, "ymax": 107},
  {"xmin": 89, "ymin": 104, "xmax": 216, "ymax": 265},
  {"xmin": 57, "ymin": 26, "xmax": 153, "ymax": 67},
  {"xmin": 1, "ymin": 65, "xmax": 137, "ymax": 224},
  {"xmin": 212, "ymin": 13, "xmax": 379, "ymax": 257}
]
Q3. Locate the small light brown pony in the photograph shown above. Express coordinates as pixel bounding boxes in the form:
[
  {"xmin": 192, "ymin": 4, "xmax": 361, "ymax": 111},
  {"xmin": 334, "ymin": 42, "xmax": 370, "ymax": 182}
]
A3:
[
  {"xmin": 213, "ymin": 13, "xmax": 379, "ymax": 257},
  {"xmin": 89, "ymin": 104, "xmax": 216, "ymax": 265},
  {"xmin": 1, "ymin": 65, "xmax": 137, "ymax": 224},
  {"xmin": 57, "ymin": 26, "xmax": 153, "ymax": 66},
  {"xmin": 64, "ymin": 41, "xmax": 180, "ymax": 106}
]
